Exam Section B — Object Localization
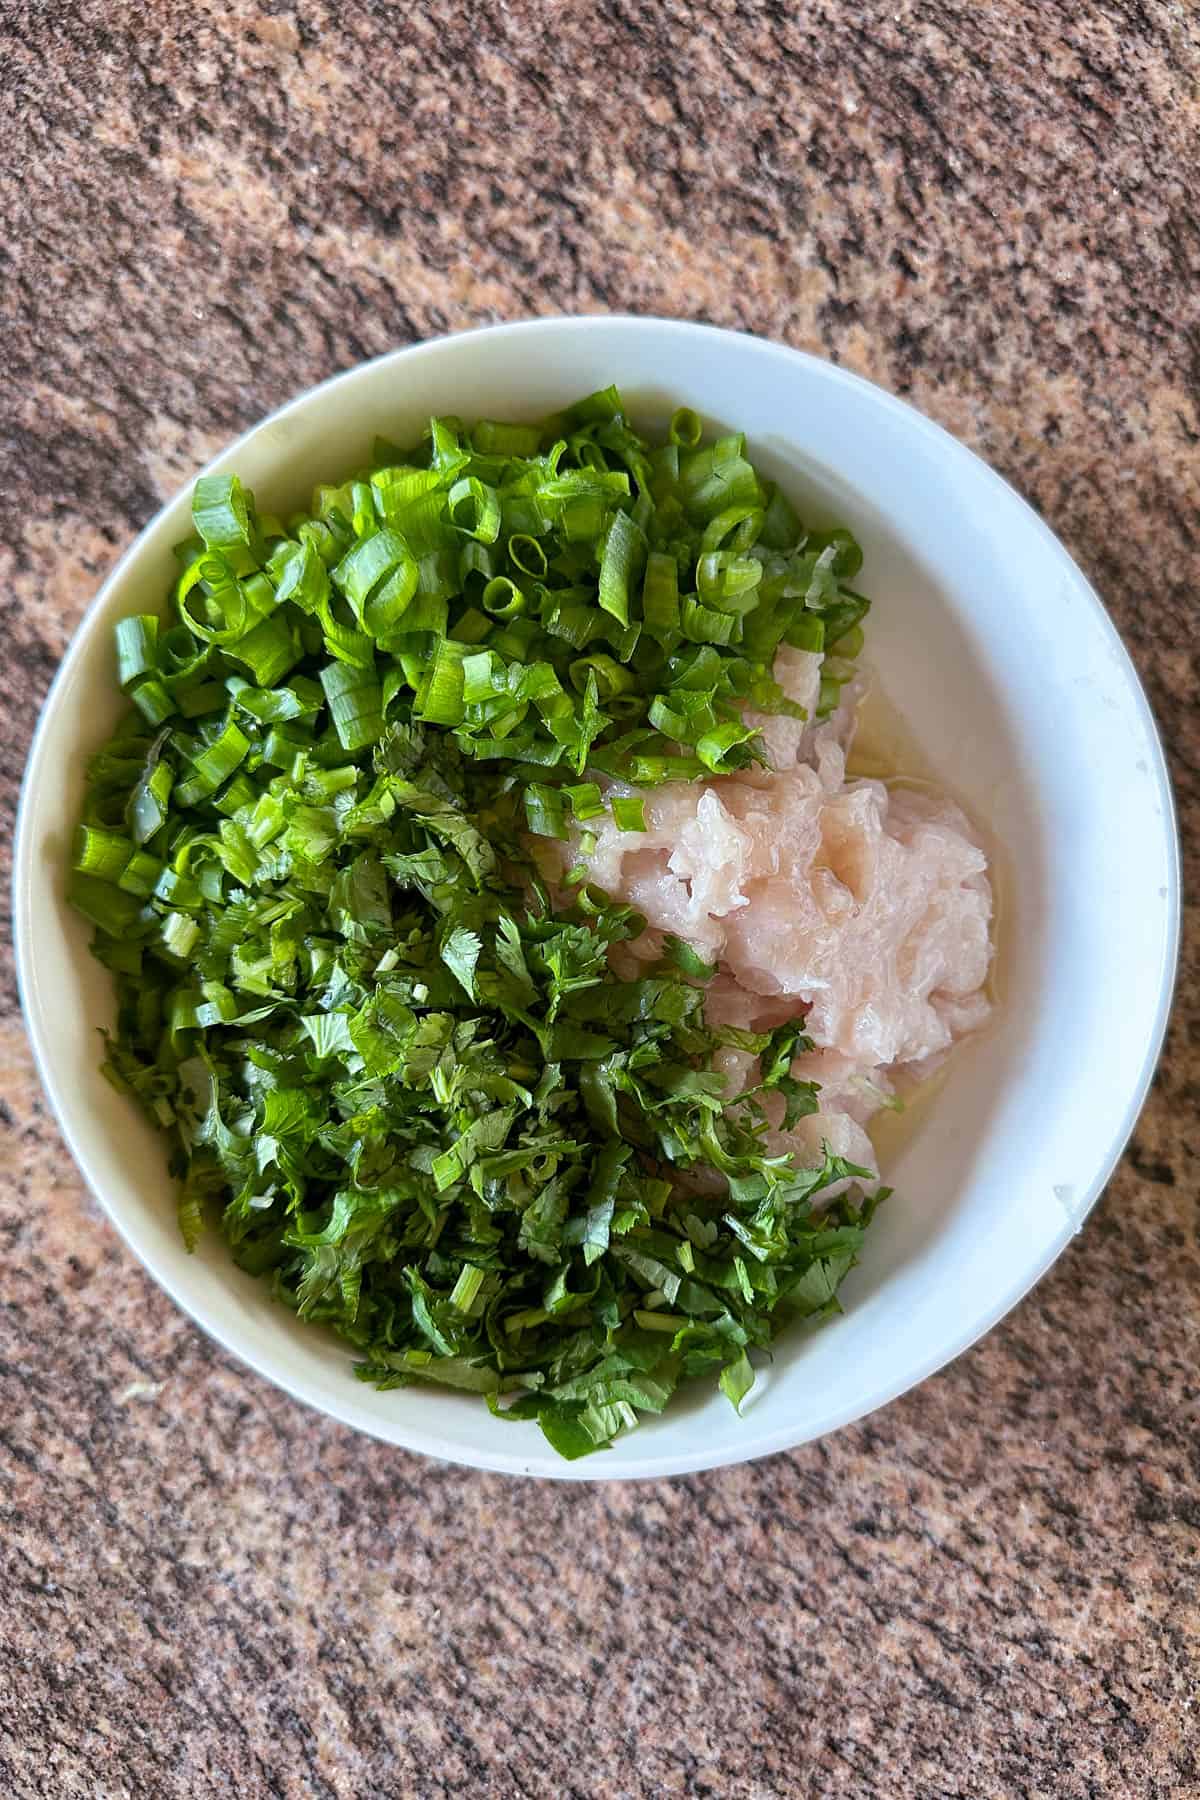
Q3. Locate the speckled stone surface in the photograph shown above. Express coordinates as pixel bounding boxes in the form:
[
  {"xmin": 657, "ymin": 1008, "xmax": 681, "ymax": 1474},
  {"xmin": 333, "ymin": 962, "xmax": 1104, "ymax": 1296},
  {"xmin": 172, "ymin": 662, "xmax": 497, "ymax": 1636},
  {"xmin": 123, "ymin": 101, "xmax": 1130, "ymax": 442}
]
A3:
[{"xmin": 1, "ymin": 3, "xmax": 1197, "ymax": 1795}]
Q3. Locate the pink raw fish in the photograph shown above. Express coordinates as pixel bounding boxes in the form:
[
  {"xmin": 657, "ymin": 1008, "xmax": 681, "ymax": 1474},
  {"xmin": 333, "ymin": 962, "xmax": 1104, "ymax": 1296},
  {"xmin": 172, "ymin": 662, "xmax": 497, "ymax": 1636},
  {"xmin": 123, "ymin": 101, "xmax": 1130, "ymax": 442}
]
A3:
[{"xmin": 561, "ymin": 650, "xmax": 993, "ymax": 1188}]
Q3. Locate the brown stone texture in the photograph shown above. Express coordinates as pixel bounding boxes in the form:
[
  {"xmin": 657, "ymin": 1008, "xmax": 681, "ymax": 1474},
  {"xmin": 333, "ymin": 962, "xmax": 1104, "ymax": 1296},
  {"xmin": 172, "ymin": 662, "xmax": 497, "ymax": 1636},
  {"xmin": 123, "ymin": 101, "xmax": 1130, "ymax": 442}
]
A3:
[{"xmin": 0, "ymin": 2, "xmax": 1197, "ymax": 1795}]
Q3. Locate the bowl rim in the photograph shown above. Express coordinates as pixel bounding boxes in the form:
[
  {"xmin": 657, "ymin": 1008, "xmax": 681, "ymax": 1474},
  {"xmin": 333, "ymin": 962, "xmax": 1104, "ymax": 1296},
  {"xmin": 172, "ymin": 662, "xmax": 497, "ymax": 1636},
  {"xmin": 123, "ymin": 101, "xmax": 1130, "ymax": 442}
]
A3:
[{"xmin": 13, "ymin": 314, "xmax": 1183, "ymax": 1479}]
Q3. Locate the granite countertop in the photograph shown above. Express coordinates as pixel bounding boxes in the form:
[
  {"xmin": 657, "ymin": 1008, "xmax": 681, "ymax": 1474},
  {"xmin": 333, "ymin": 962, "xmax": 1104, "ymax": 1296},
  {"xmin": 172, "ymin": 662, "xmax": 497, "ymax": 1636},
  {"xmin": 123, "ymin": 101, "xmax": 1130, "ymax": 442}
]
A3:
[{"xmin": 1, "ymin": 3, "xmax": 1197, "ymax": 1794}]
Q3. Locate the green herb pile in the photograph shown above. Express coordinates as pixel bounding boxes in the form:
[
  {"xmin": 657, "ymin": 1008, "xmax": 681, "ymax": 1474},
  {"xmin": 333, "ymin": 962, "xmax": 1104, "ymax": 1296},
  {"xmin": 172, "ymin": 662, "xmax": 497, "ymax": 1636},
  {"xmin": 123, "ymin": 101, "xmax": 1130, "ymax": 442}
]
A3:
[{"xmin": 71, "ymin": 387, "xmax": 881, "ymax": 1459}]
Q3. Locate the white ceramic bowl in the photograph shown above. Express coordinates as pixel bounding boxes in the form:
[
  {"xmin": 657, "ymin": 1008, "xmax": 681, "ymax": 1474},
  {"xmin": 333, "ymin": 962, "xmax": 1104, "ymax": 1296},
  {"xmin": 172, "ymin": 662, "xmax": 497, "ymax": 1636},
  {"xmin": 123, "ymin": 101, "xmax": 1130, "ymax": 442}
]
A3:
[{"xmin": 15, "ymin": 317, "xmax": 1180, "ymax": 1480}]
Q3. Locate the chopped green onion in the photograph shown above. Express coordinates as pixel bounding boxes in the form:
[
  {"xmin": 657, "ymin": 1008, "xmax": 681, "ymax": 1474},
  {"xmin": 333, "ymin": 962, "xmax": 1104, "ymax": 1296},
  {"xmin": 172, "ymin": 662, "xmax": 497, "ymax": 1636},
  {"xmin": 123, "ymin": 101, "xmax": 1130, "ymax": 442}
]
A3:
[
  {"xmin": 642, "ymin": 551, "xmax": 680, "ymax": 645},
  {"xmin": 128, "ymin": 752, "xmax": 173, "ymax": 849},
  {"xmin": 561, "ymin": 385, "xmax": 624, "ymax": 429},
  {"xmin": 523, "ymin": 783, "xmax": 569, "ymax": 839},
  {"xmin": 507, "ymin": 534, "xmax": 548, "ymax": 579},
  {"xmin": 827, "ymin": 623, "xmax": 865, "ymax": 659},
  {"xmin": 118, "ymin": 850, "xmax": 165, "ymax": 898},
  {"xmin": 74, "ymin": 826, "xmax": 134, "ymax": 883},
  {"xmin": 696, "ymin": 550, "xmax": 763, "ymax": 609},
  {"xmin": 320, "ymin": 661, "xmax": 384, "ymax": 752},
  {"xmin": 70, "ymin": 385, "xmax": 880, "ymax": 1465},
  {"xmin": 448, "ymin": 476, "xmax": 501, "ymax": 544},
  {"xmin": 598, "ymin": 508, "xmax": 644, "ymax": 627},
  {"xmin": 115, "ymin": 616, "xmax": 160, "ymax": 689},
  {"xmin": 661, "ymin": 935, "xmax": 717, "ymax": 980},
  {"xmin": 472, "ymin": 419, "xmax": 544, "ymax": 457},
  {"xmin": 481, "ymin": 577, "xmax": 526, "ymax": 621},
  {"xmin": 610, "ymin": 796, "xmax": 646, "ymax": 832},
  {"xmin": 568, "ymin": 653, "xmax": 636, "ymax": 700},
  {"xmin": 130, "ymin": 679, "xmax": 177, "ymax": 725},
  {"xmin": 783, "ymin": 612, "xmax": 825, "ymax": 654},
  {"xmin": 192, "ymin": 473, "xmax": 259, "ymax": 575},
  {"xmin": 759, "ymin": 485, "xmax": 803, "ymax": 550},
  {"xmin": 563, "ymin": 782, "xmax": 605, "ymax": 821},
  {"xmin": 680, "ymin": 595, "xmax": 739, "ymax": 646},
  {"xmin": 69, "ymin": 872, "xmax": 143, "ymax": 935},
  {"xmin": 332, "ymin": 529, "xmax": 419, "ymax": 635},
  {"xmin": 669, "ymin": 407, "xmax": 703, "ymax": 448},
  {"xmin": 160, "ymin": 910, "xmax": 201, "ymax": 959},
  {"xmin": 696, "ymin": 721, "xmax": 761, "ymax": 771}
]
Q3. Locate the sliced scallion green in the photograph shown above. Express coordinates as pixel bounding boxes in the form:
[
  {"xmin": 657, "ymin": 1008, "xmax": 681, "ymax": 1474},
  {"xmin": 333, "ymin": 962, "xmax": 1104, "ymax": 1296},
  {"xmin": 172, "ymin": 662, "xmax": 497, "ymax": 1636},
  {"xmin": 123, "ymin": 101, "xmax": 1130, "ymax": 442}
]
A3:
[{"xmin": 69, "ymin": 385, "xmax": 878, "ymax": 1463}]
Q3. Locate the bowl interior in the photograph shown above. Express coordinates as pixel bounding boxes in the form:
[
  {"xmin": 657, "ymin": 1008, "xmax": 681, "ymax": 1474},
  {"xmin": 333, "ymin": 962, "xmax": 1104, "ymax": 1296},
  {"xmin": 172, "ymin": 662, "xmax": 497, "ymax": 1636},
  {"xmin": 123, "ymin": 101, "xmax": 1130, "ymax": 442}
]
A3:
[{"xmin": 15, "ymin": 319, "xmax": 1179, "ymax": 1478}]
